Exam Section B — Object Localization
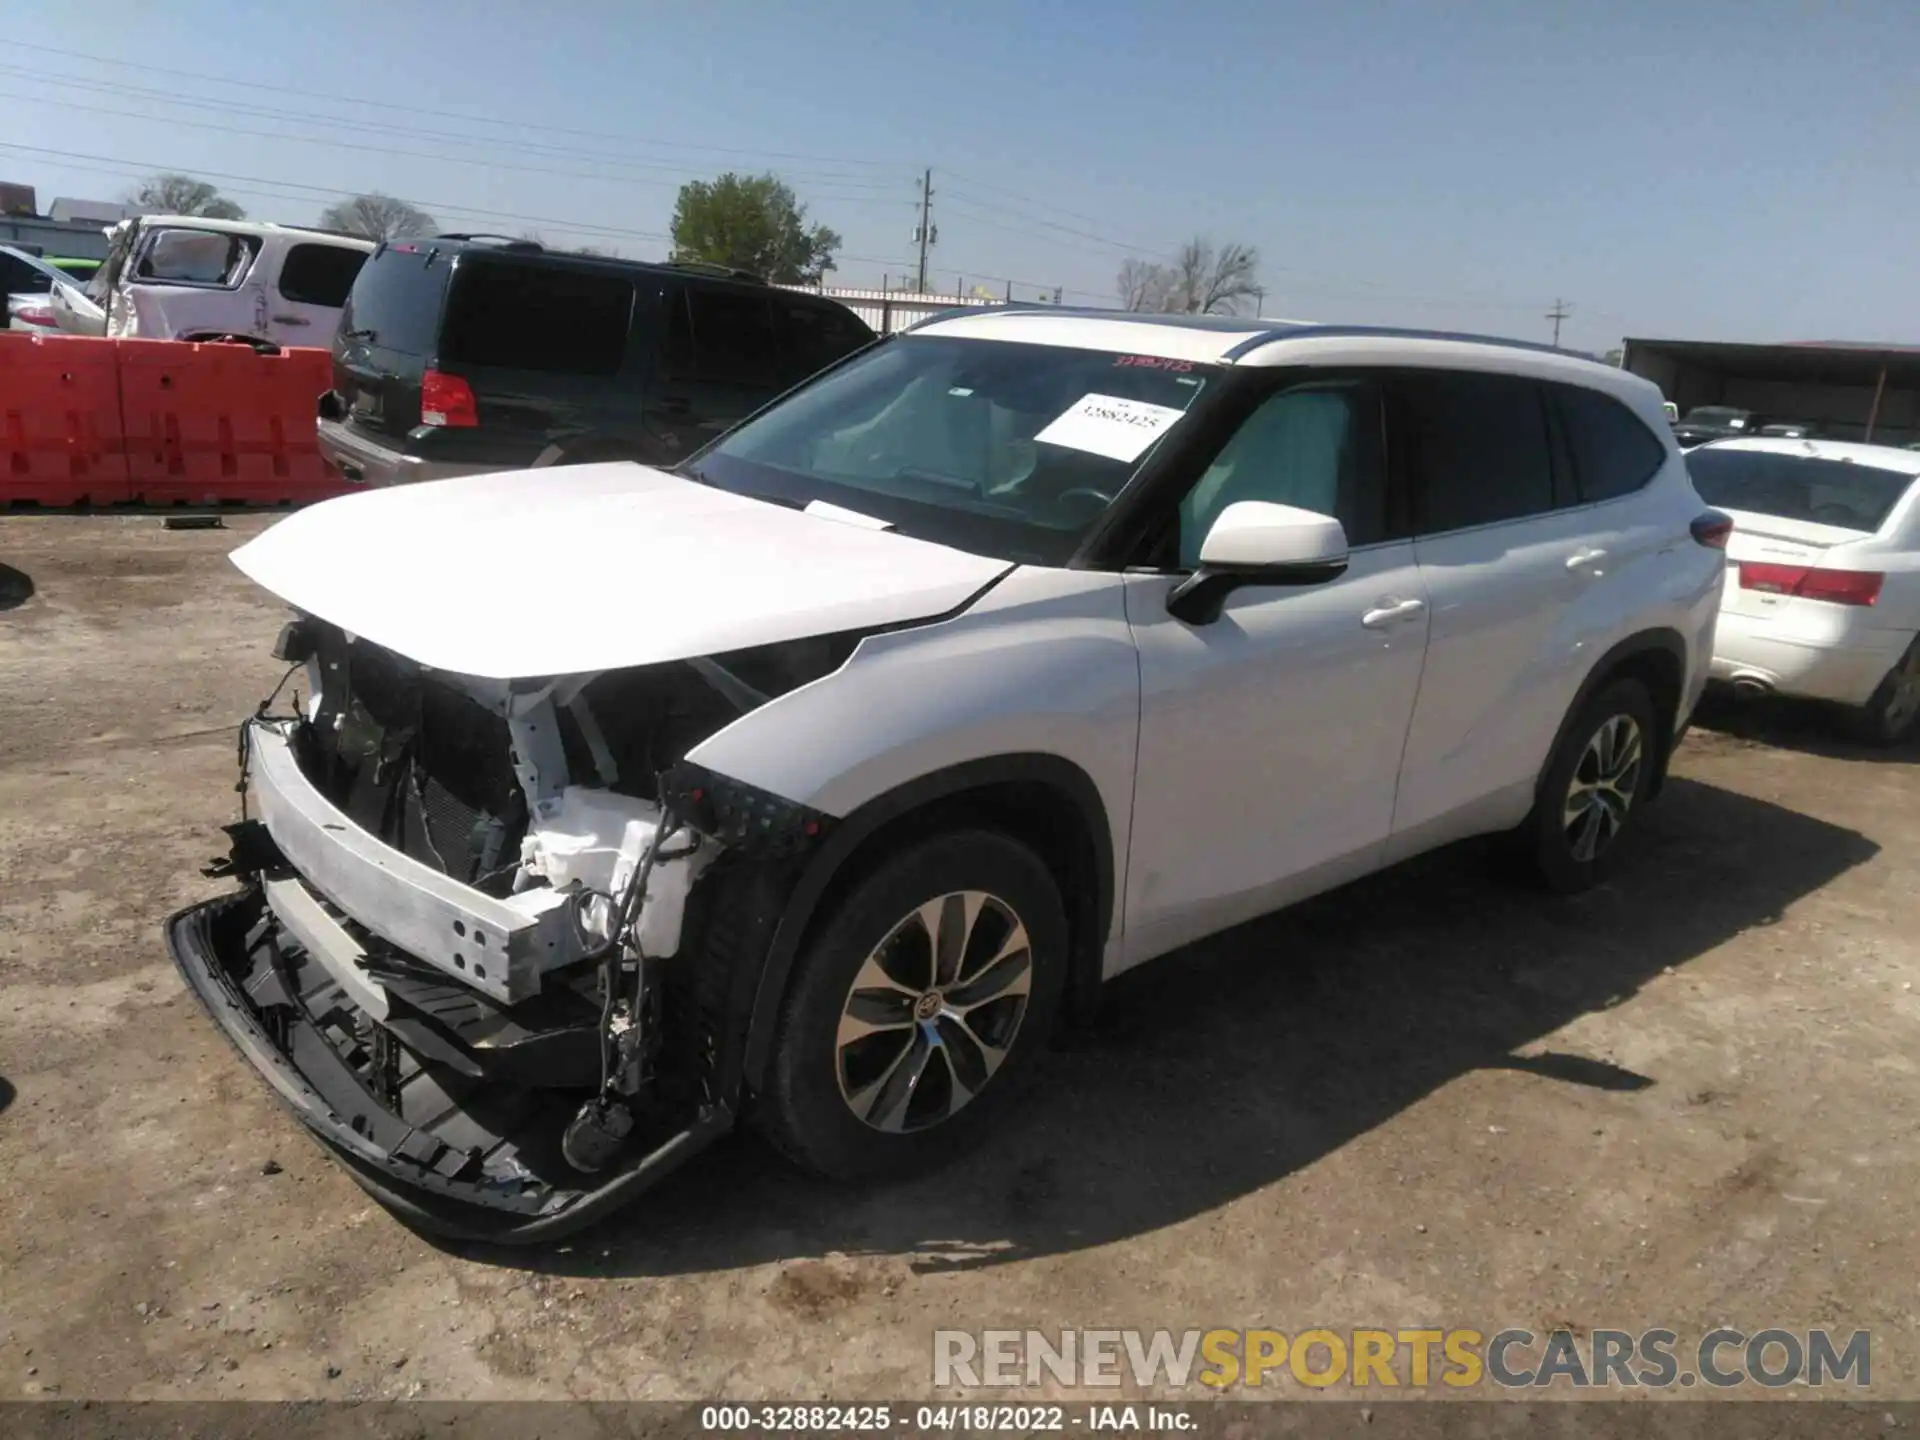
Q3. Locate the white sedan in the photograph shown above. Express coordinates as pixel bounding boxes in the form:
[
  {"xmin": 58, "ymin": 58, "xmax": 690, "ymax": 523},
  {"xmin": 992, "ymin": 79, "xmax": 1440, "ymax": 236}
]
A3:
[{"xmin": 1689, "ymin": 438, "xmax": 1920, "ymax": 742}]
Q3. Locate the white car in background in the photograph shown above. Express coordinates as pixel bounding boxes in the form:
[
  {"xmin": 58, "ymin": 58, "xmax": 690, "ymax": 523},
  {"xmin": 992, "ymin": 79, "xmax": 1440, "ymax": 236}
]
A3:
[
  {"xmin": 167, "ymin": 312, "xmax": 1728, "ymax": 1240},
  {"xmin": 1, "ymin": 244, "xmax": 88, "ymax": 333},
  {"xmin": 1689, "ymin": 438, "xmax": 1920, "ymax": 742},
  {"xmin": 52, "ymin": 215, "xmax": 373, "ymax": 347}
]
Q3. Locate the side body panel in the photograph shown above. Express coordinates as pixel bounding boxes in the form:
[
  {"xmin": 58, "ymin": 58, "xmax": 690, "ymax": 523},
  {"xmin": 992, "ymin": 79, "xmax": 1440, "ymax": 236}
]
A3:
[
  {"xmin": 684, "ymin": 568, "xmax": 1142, "ymax": 966},
  {"xmin": 1389, "ymin": 458, "xmax": 1722, "ymax": 861}
]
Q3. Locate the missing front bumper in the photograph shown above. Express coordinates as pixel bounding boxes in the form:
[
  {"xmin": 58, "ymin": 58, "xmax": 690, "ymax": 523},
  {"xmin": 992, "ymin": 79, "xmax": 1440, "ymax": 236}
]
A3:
[{"xmin": 165, "ymin": 888, "xmax": 732, "ymax": 1244}]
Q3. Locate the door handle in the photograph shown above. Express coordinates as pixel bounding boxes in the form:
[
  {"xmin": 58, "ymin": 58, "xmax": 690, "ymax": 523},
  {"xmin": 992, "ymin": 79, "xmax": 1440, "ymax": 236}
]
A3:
[
  {"xmin": 1566, "ymin": 547, "xmax": 1609, "ymax": 572},
  {"xmin": 271, "ymin": 314, "xmax": 311, "ymax": 326},
  {"xmin": 1361, "ymin": 598, "xmax": 1426, "ymax": 629}
]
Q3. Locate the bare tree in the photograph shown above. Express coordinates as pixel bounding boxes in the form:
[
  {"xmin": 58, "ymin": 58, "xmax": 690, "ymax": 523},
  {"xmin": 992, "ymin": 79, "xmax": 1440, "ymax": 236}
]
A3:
[
  {"xmin": 1118, "ymin": 257, "xmax": 1173, "ymax": 312},
  {"xmin": 317, "ymin": 193, "xmax": 437, "ymax": 241},
  {"xmin": 1164, "ymin": 238, "xmax": 1261, "ymax": 315},
  {"xmin": 127, "ymin": 173, "xmax": 244, "ymax": 219}
]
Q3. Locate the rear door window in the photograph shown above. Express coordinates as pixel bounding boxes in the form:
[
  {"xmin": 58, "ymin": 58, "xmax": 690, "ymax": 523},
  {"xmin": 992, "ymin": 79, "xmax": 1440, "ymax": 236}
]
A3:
[
  {"xmin": 1552, "ymin": 383, "xmax": 1668, "ymax": 503},
  {"xmin": 775, "ymin": 300, "xmax": 873, "ymax": 377},
  {"xmin": 439, "ymin": 259, "xmax": 634, "ymax": 375},
  {"xmin": 1399, "ymin": 370, "xmax": 1556, "ymax": 532},
  {"xmin": 134, "ymin": 228, "xmax": 256, "ymax": 287},
  {"xmin": 678, "ymin": 286, "xmax": 780, "ymax": 386},
  {"xmin": 278, "ymin": 243, "xmax": 370, "ymax": 307}
]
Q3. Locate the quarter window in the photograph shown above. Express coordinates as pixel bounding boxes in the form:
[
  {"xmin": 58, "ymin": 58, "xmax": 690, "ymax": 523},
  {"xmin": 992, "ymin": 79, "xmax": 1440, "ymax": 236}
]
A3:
[
  {"xmin": 1177, "ymin": 380, "xmax": 1387, "ymax": 566},
  {"xmin": 1553, "ymin": 383, "xmax": 1668, "ymax": 502},
  {"xmin": 1401, "ymin": 371, "xmax": 1555, "ymax": 532},
  {"xmin": 277, "ymin": 243, "xmax": 369, "ymax": 308}
]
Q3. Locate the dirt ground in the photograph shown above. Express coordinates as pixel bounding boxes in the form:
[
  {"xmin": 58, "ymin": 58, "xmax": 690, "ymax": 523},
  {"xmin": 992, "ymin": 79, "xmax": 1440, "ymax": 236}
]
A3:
[{"xmin": 2, "ymin": 511, "xmax": 1917, "ymax": 1407}]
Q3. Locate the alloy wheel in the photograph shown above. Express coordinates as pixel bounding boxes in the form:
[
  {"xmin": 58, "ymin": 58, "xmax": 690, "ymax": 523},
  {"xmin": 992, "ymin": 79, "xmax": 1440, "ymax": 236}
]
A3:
[
  {"xmin": 1881, "ymin": 648, "xmax": 1920, "ymax": 735},
  {"xmin": 1563, "ymin": 713, "xmax": 1644, "ymax": 864},
  {"xmin": 834, "ymin": 890, "xmax": 1033, "ymax": 1133}
]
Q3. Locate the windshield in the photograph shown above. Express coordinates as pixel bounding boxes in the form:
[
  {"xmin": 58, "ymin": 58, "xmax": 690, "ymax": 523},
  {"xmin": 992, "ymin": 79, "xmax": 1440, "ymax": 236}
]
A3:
[
  {"xmin": 1687, "ymin": 448, "xmax": 1915, "ymax": 533},
  {"xmin": 1682, "ymin": 407, "xmax": 1748, "ymax": 427},
  {"xmin": 687, "ymin": 335, "xmax": 1217, "ymax": 565}
]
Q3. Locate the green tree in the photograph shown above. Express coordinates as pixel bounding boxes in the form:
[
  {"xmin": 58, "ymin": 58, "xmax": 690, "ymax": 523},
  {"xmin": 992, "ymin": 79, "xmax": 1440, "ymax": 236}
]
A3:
[
  {"xmin": 670, "ymin": 172, "xmax": 841, "ymax": 284},
  {"xmin": 128, "ymin": 173, "xmax": 245, "ymax": 220}
]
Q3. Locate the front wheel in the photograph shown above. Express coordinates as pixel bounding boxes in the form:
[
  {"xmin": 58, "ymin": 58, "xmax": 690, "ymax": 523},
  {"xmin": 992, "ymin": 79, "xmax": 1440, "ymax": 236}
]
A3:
[
  {"xmin": 754, "ymin": 829, "xmax": 1069, "ymax": 1182},
  {"xmin": 1846, "ymin": 638, "xmax": 1920, "ymax": 746},
  {"xmin": 1520, "ymin": 677, "xmax": 1658, "ymax": 893}
]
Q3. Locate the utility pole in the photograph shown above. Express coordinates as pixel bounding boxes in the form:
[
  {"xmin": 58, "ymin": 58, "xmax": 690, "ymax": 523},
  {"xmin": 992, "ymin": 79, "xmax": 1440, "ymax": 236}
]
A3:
[
  {"xmin": 913, "ymin": 169, "xmax": 936, "ymax": 292},
  {"xmin": 1546, "ymin": 298, "xmax": 1572, "ymax": 348}
]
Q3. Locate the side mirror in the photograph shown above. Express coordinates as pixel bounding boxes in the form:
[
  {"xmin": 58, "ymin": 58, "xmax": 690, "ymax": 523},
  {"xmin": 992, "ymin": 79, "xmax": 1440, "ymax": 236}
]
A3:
[{"xmin": 1166, "ymin": 501, "xmax": 1350, "ymax": 625}]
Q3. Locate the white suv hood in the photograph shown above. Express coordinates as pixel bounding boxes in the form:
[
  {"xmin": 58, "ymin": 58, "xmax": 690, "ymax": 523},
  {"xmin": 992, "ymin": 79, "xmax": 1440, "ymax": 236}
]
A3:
[{"xmin": 231, "ymin": 463, "xmax": 1011, "ymax": 679}]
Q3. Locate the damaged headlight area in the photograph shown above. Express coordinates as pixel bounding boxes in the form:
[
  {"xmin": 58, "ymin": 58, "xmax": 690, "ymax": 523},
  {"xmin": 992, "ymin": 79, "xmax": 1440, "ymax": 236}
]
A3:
[{"xmin": 167, "ymin": 618, "xmax": 846, "ymax": 1241}]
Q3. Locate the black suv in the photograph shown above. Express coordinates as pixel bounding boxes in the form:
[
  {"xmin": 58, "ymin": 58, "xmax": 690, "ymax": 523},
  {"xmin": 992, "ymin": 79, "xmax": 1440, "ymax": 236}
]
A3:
[{"xmin": 317, "ymin": 236, "xmax": 876, "ymax": 486}]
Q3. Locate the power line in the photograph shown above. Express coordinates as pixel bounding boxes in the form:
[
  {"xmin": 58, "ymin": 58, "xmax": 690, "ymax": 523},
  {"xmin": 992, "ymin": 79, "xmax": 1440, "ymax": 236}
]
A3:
[
  {"xmin": 0, "ymin": 87, "xmax": 912, "ymax": 206},
  {"xmin": 0, "ymin": 140, "xmax": 919, "ymax": 268},
  {"xmin": 6, "ymin": 38, "xmax": 907, "ymax": 171},
  {"xmin": 0, "ymin": 64, "xmax": 910, "ymax": 195}
]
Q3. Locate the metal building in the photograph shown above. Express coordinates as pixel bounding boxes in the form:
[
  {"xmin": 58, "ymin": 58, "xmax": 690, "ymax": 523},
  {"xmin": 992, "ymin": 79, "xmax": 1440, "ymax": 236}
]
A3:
[{"xmin": 1623, "ymin": 338, "xmax": 1920, "ymax": 447}]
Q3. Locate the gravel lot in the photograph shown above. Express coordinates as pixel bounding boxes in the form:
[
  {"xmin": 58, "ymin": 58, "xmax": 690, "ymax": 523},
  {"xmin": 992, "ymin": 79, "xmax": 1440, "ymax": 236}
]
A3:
[{"xmin": 2, "ymin": 512, "xmax": 1917, "ymax": 1405}]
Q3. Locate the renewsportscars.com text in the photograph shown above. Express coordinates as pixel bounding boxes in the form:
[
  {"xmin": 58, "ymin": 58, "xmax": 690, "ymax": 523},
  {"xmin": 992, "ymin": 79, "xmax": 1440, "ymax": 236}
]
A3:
[{"xmin": 933, "ymin": 1327, "xmax": 1871, "ymax": 1390}]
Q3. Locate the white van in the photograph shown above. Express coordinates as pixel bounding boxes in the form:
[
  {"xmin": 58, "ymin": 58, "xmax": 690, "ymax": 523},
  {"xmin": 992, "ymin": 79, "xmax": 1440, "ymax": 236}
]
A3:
[{"xmin": 51, "ymin": 215, "xmax": 374, "ymax": 348}]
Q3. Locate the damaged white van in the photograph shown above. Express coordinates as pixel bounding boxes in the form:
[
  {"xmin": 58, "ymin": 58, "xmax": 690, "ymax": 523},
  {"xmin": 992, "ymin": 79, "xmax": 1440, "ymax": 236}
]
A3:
[{"xmin": 169, "ymin": 310, "xmax": 1728, "ymax": 1241}]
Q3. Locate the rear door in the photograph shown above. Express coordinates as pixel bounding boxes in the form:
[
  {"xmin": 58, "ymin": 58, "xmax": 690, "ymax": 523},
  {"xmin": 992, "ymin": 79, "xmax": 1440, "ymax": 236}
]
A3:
[
  {"xmin": 772, "ymin": 296, "xmax": 876, "ymax": 385},
  {"xmin": 332, "ymin": 243, "xmax": 453, "ymax": 440},
  {"xmin": 115, "ymin": 224, "xmax": 260, "ymax": 339},
  {"xmin": 1388, "ymin": 369, "xmax": 1616, "ymax": 853},
  {"xmin": 266, "ymin": 240, "xmax": 370, "ymax": 346},
  {"xmin": 653, "ymin": 282, "xmax": 784, "ymax": 451}
]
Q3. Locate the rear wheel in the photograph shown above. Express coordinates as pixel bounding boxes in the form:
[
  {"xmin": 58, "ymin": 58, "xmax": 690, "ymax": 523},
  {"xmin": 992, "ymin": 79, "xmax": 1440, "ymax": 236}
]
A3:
[
  {"xmin": 754, "ymin": 829, "xmax": 1068, "ymax": 1181},
  {"xmin": 1520, "ymin": 678, "xmax": 1658, "ymax": 893},
  {"xmin": 1847, "ymin": 638, "xmax": 1920, "ymax": 746}
]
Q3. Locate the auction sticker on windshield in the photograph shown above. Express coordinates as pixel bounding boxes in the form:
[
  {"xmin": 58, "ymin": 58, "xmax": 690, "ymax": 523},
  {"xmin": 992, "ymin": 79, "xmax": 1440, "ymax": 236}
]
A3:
[{"xmin": 1035, "ymin": 392, "xmax": 1190, "ymax": 463}]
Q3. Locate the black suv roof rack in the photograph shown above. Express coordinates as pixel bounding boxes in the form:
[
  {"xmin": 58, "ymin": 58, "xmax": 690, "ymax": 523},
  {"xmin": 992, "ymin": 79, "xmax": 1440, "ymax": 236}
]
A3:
[
  {"xmin": 431, "ymin": 233, "xmax": 544, "ymax": 252},
  {"xmin": 659, "ymin": 259, "xmax": 766, "ymax": 285}
]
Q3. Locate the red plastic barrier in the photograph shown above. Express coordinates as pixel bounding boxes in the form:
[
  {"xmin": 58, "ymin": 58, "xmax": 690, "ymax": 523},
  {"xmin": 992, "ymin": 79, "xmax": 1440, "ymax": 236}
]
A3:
[
  {"xmin": 119, "ymin": 340, "xmax": 351, "ymax": 506},
  {"xmin": 0, "ymin": 332, "xmax": 133, "ymax": 504}
]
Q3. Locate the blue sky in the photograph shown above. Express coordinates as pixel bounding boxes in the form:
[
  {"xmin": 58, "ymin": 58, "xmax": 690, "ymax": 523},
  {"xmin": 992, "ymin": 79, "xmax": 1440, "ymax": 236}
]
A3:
[{"xmin": 4, "ymin": 0, "xmax": 1913, "ymax": 353}]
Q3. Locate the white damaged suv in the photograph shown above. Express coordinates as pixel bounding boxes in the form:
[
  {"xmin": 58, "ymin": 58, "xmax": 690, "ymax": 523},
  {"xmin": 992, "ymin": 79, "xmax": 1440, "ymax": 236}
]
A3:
[{"xmin": 169, "ymin": 310, "xmax": 1729, "ymax": 1240}]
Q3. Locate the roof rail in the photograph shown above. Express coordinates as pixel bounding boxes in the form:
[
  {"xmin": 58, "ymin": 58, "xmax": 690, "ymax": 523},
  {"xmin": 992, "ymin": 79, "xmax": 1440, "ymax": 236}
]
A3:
[
  {"xmin": 659, "ymin": 259, "xmax": 766, "ymax": 285},
  {"xmin": 431, "ymin": 233, "xmax": 544, "ymax": 252},
  {"xmin": 1221, "ymin": 323, "xmax": 1591, "ymax": 363}
]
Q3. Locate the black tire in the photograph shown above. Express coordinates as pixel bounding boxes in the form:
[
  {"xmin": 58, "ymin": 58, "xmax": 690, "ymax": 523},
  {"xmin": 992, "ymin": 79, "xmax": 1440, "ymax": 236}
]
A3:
[
  {"xmin": 754, "ymin": 829, "xmax": 1069, "ymax": 1182},
  {"xmin": 1845, "ymin": 638, "xmax": 1920, "ymax": 746},
  {"xmin": 1520, "ymin": 677, "xmax": 1659, "ymax": 894}
]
